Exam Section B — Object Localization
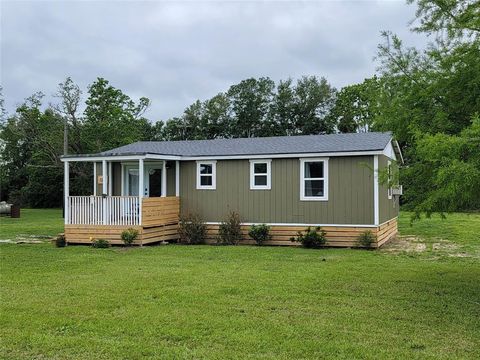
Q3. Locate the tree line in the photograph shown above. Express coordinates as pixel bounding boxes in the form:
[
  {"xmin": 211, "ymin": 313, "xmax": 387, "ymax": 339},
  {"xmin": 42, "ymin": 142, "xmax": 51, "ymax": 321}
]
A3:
[{"xmin": 1, "ymin": 0, "xmax": 479, "ymax": 216}]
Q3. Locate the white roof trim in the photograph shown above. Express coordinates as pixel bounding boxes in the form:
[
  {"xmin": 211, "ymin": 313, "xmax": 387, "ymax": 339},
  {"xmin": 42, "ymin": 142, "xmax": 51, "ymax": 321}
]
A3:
[
  {"xmin": 61, "ymin": 153, "xmax": 182, "ymax": 162},
  {"xmin": 180, "ymin": 150, "xmax": 384, "ymax": 161},
  {"xmin": 61, "ymin": 149, "xmax": 393, "ymax": 162}
]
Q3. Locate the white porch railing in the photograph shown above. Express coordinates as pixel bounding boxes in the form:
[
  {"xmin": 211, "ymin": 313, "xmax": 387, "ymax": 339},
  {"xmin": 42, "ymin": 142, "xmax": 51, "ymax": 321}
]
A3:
[{"xmin": 67, "ymin": 196, "xmax": 140, "ymax": 226}]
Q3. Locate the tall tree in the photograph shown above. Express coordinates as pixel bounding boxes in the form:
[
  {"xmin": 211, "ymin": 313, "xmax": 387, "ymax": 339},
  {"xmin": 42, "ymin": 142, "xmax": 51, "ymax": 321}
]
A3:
[
  {"xmin": 330, "ymin": 77, "xmax": 380, "ymax": 133},
  {"xmin": 372, "ymin": 1, "xmax": 480, "ymax": 214},
  {"xmin": 0, "ymin": 94, "xmax": 64, "ymax": 206},
  {"xmin": 53, "ymin": 77, "xmax": 82, "ymax": 155},
  {"xmin": 408, "ymin": 0, "xmax": 480, "ymax": 41},
  {"xmin": 271, "ymin": 79, "xmax": 296, "ymax": 136},
  {"xmin": 293, "ymin": 76, "xmax": 337, "ymax": 134},
  {"xmin": 202, "ymin": 93, "xmax": 231, "ymax": 139},
  {"xmin": 82, "ymin": 78, "xmax": 152, "ymax": 152},
  {"xmin": 226, "ymin": 77, "xmax": 275, "ymax": 138}
]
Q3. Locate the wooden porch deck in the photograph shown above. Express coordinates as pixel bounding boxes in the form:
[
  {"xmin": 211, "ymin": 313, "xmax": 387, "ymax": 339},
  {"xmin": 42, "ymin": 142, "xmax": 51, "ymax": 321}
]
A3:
[{"xmin": 65, "ymin": 196, "xmax": 180, "ymax": 245}]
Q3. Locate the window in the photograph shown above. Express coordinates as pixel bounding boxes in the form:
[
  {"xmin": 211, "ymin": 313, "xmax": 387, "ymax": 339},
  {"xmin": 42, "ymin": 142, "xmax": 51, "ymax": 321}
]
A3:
[
  {"xmin": 196, "ymin": 161, "xmax": 216, "ymax": 190},
  {"xmin": 128, "ymin": 168, "xmax": 139, "ymax": 196},
  {"xmin": 250, "ymin": 160, "xmax": 271, "ymax": 190},
  {"xmin": 300, "ymin": 158, "xmax": 328, "ymax": 201}
]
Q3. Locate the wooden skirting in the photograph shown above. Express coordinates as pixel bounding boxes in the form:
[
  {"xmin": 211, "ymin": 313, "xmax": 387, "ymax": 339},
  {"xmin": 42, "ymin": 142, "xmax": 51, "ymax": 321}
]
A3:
[
  {"xmin": 65, "ymin": 217, "xmax": 397, "ymax": 248},
  {"xmin": 204, "ymin": 219, "xmax": 398, "ymax": 248},
  {"xmin": 376, "ymin": 218, "xmax": 398, "ymax": 247},
  {"xmin": 65, "ymin": 223, "xmax": 179, "ymax": 245}
]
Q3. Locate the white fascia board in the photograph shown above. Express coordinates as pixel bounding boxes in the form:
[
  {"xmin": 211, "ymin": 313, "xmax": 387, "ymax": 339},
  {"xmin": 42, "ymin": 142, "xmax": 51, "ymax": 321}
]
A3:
[
  {"xmin": 181, "ymin": 150, "xmax": 383, "ymax": 161},
  {"xmin": 61, "ymin": 153, "xmax": 181, "ymax": 162},
  {"xmin": 61, "ymin": 150, "xmax": 384, "ymax": 162},
  {"xmin": 394, "ymin": 140, "xmax": 404, "ymax": 164}
]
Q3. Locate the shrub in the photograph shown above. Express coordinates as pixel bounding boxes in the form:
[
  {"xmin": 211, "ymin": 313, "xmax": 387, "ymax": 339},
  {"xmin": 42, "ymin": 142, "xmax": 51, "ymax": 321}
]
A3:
[
  {"xmin": 357, "ymin": 230, "xmax": 376, "ymax": 248},
  {"xmin": 290, "ymin": 227, "xmax": 327, "ymax": 248},
  {"xmin": 179, "ymin": 213, "xmax": 207, "ymax": 244},
  {"xmin": 121, "ymin": 228, "xmax": 139, "ymax": 246},
  {"xmin": 91, "ymin": 238, "xmax": 110, "ymax": 248},
  {"xmin": 55, "ymin": 234, "xmax": 66, "ymax": 248},
  {"xmin": 248, "ymin": 224, "xmax": 271, "ymax": 245},
  {"xmin": 218, "ymin": 211, "xmax": 242, "ymax": 245}
]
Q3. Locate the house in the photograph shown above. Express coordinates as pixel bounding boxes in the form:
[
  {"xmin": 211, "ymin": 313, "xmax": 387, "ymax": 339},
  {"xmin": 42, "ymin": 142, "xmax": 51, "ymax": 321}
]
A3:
[{"xmin": 60, "ymin": 132, "xmax": 402, "ymax": 247}]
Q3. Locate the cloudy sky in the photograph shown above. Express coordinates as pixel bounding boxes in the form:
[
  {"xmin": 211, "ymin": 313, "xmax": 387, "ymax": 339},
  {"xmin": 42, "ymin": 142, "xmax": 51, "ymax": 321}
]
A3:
[{"xmin": 1, "ymin": 0, "xmax": 427, "ymax": 122}]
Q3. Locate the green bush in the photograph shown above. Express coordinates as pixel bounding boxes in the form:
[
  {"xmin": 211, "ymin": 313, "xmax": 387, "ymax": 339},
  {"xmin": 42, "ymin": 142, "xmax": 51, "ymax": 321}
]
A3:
[
  {"xmin": 179, "ymin": 213, "xmax": 207, "ymax": 244},
  {"xmin": 357, "ymin": 230, "xmax": 376, "ymax": 248},
  {"xmin": 290, "ymin": 227, "xmax": 327, "ymax": 248},
  {"xmin": 91, "ymin": 238, "xmax": 110, "ymax": 248},
  {"xmin": 121, "ymin": 228, "xmax": 139, "ymax": 246},
  {"xmin": 218, "ymin": 211, "xmax": 242, "ymax": 245},
  {"xmin": 55, "ymin": 234, "xmax": 66, "ymax": 248},
  {"xmin": 248, "ymin": 224, "xmax": 271, "ymax": 245}
]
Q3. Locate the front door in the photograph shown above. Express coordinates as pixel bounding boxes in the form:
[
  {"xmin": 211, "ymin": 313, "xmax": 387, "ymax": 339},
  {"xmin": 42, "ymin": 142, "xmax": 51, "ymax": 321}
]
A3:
[
  {"xmin": 145, "ymin": 167, "xmax": 162, "ymax": 197},
  {"xmin": 124, "ymin": 164, "xmax": 163, "ymax": 197}
]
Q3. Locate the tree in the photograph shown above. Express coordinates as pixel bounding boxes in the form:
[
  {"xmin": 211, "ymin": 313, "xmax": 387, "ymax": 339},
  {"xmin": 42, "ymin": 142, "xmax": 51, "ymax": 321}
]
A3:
[
  {"xmin": 0, "ymin": 86, "xmax": 6, "ymax": 125},
  {"xmin": 202, "ymin": 93, "xmax": 231, "ymax": 139},
  {"xmin": 412, "ymin": 115, "xmax": 480, "ymax": 215},
  {"xmin": 82, "ymin": 78, "xmax": 152, "ymax": 152},
  {"xmin": 292, "ymin": 76, "xmax": 337, "ymax": 134},
  {"xmin": 53, "ymin": 77, "xmax": 82, "ymax": 155},
  {"xmin": 271, "ymin": 79, "xmax": 297, "ymax": 136},
  {"xmin": 330, "ymin": 77, "xmax": 380, "ymax": 133},
  {"xmin": 371, "ymin": 1, "xmax": 480, "ymax": 214},
  {"xmin": 408, "ymin": 0, "xmax": 480, "ymax": 42},
  {"xmin": 226, "ymin": 77, "xmax": 275, "ymax": 138},
  {"xmin": 0, "ymin": 94, "xmax": 64, "ymax": 206}
]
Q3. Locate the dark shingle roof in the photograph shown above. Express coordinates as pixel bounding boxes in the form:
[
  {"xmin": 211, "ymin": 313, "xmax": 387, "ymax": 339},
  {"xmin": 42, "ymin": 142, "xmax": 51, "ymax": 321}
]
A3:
[{"xmin": 93, "ymin": 132, "xmax": 392, "ymax": 157}]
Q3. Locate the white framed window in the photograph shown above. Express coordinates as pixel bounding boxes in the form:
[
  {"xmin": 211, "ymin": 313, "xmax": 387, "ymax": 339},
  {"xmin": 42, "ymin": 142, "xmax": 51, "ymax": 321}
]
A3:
[
  {"xmin": 196, "ymin": 161, "xmax": 217, "ymax": 190},
  {"xmin": 300, "ymin": 158, "xmax": 328, "ymax": 201},
  {"xmin": 249, "ymin": 159, "xmax": 271, "ymax": 190}
]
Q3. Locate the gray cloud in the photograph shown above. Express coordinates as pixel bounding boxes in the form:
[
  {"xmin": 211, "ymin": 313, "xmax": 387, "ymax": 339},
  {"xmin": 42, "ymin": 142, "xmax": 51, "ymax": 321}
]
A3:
[{"xmin": 1, "ymin": 0, "xmax": 428, "ymax": 122}]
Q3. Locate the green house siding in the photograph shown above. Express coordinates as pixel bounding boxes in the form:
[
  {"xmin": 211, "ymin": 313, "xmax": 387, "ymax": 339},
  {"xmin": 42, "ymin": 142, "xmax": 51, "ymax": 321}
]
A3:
[
  {"xmin": 179, "ymin": 156, "xmax": 375, "ymax": 225},
  {"xmin": 95, "ymin": 162, "xmax": 122, "ymax": 196},
  {"xmin": 166, "ymin": 161, "xmax": 176, "ymax": 197},
  {"xmin": 378, "ymin": 155, "xmax": 400, "ymax": 224}
]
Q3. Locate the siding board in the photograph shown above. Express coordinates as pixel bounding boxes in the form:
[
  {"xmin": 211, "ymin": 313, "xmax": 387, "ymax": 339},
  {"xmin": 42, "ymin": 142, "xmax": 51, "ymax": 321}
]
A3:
[{"xmin": 179, "ymin": 156, "xmax": 375, "ymax": 225}]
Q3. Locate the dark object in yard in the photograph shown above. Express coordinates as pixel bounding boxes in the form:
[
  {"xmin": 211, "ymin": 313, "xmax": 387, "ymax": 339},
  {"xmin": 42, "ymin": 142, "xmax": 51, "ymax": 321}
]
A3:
[
  {"xmin": 55, "ymin": 234, "xmax": 67, "ymax": 247},
  {"xmin": 10, "ymin": 205, "xmax": 20, "ymax": 218}
]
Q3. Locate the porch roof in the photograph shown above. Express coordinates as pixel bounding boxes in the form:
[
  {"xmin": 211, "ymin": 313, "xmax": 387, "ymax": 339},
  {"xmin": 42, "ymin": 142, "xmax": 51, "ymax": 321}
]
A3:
[{"xmin": 61, "ymin": 132, "xmax": 402, "ymax": 161}]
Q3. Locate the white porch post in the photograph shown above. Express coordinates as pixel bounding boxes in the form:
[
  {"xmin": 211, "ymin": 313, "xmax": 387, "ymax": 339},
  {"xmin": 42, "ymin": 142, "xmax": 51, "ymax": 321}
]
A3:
[
  {"xmin": 64, "ymin": 161, "xmax": 69, "ymax": 224},
  {"xmin": 139, "ymin": 158, "xmax": 144, "ymax": 225},
  {"xmin": 108, "ymin": 162, "xmax": 112, "ymax": 196},
  {"xmin": 162, "ymin": 160, "xmax": 167, "ymax": 197},
  {"xmin": 175, "ymin": 160, "xmax": 180, "ymax": 197},
  {"xmin": 93, "ymin": 162, "xmax": 97, "ymax": 196},
  {"xmin": 102, "ymin": 160, "xmax": 108, "ymax": 225}
]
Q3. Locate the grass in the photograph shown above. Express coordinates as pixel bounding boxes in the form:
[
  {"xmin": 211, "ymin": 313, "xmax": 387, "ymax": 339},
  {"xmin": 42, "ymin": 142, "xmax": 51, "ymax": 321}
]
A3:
[
  {"xmin": 0, "ymin": 208, "xmax": 64, "ymax": 240},
  {"xmin": 1, "ymin": 210, "xmax": 479, "ymax": 359}
]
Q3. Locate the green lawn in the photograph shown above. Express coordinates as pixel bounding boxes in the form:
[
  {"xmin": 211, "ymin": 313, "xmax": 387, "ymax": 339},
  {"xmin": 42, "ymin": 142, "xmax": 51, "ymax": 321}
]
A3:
[
  {"xmin": 0, "ymin": 208, "xmax": 64, "ymax": 240},
  {"xmin": 1, "ymin": 210, "xmax": 479, "ymax": 359}
]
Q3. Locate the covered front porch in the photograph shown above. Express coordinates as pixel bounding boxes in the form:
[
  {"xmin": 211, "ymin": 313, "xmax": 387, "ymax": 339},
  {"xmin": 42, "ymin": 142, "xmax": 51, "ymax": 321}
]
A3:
[{"xmin": 62, "ymin": 154, "xmax": 181, "ymax": 245}]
